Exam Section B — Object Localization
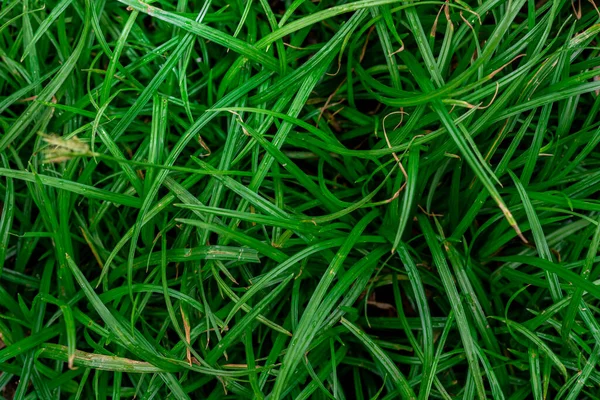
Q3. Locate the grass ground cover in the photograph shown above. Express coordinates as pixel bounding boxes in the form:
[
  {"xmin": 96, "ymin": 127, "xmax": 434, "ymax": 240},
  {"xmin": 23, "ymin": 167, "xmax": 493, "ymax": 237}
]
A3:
[{"xmin": 1, "ymin": 0, "xmax": 600, "ymax": 398}]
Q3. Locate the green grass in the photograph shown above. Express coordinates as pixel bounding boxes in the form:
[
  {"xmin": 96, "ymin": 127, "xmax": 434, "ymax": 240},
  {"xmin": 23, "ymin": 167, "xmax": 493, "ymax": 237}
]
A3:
[{"xmin": 1, "ymin": 0, "xmax": 600, "ymax": 398}]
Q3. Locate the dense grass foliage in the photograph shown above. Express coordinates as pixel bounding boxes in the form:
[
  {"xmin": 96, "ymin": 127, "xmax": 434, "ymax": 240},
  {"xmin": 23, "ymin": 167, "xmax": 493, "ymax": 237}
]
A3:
[{"xmin": 1, "ymin": 0, "xmax": 600, "ymax": 398}]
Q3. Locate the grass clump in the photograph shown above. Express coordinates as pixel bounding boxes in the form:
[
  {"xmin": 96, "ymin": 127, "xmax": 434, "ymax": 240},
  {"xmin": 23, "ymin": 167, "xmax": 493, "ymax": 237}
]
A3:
[{"xmin": 1, "ymin": 0, "xmax": 600, "ymax": 398}]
